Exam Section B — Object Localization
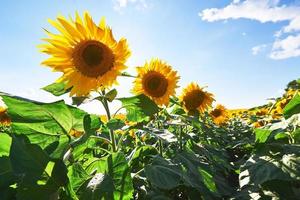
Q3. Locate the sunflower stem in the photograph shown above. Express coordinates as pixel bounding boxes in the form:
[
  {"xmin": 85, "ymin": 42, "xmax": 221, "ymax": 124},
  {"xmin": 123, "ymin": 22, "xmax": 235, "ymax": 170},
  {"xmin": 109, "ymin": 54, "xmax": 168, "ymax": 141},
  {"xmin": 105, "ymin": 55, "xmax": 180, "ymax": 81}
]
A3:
[
  {"xmin": 101, "ymin": 91, "xmax": 117, "ymax": 152},
  {"xmin": 179, "ymin": 125, "xmax": 183, "ymax": 151},
  {"xmin": 159, "ymin": 139, "xmax": 163, "ymax": 156}
]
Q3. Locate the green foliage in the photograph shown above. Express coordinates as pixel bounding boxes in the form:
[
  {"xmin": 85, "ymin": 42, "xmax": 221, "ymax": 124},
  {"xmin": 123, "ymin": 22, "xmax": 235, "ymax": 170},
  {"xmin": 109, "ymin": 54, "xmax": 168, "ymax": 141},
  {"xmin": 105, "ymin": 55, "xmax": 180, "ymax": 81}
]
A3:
[
  {"xmin": 119, "ymin": 94, "xmax": 159, "ymax": 122},
  {"xmin": 1, "ymin": 80, "xmax": 300, "ymax": 199},
  {"xmin": 284, "ymin": 93, "xmax": 300, "ymax": 118},
  {"xmin": 42, "ymin": 82, "xmax": 71, "ymax": 96}
]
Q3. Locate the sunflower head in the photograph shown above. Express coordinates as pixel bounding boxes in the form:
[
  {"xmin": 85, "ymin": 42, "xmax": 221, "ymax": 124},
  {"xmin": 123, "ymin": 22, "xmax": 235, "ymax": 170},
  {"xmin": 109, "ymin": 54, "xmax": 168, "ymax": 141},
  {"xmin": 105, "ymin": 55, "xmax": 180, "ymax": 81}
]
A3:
[
  {"xmin": 40, "ymin": 12, "xmax": 131, "ymax": 96},
  {"xmin": 179, "ymin": 82, "xmax": 214, "ymax": 114},
  {"xmin": 210, "ymin": 104, "xmax": 229, "ymax": 125},
  {"xmin": 69, "ymin": 128, "xmax": 84, "ymax": 138},
  {"xmin": 132, "ymin": 59, "xmax": 180, "ymax": 106},
  {"xmin": 253, "ymin": 120, "xmax": 265, "ymax": 128},
  {"xmin": 0, "ymin": 107, "xmax": 11, "ymax": 126},
  {"xmin": 256, "ymin": 107, "xmax": 269, "ymax": 116}
]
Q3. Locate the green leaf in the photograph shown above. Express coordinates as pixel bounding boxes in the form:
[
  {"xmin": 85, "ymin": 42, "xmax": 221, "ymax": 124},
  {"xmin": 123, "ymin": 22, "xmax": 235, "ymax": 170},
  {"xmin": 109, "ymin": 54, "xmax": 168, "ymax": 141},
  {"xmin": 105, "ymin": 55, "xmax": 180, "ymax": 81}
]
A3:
[
  {"xmin": 42, "ymin": 82, "xmax": 71, "ymax": 96},
  {"xmin": 72, "ymin": 97, "xmax": 88, "ymax": 106},
  {"xmin": 83, "ymin": 152, "xmax": 134, "ymax": 200},
  {"xmin": 0, "ymin": 187, "xmax": 16, "ymax": 200},
  {"xmin": 0, "ymin": 133, "xmax": 12, "ymax": 157},
  {"xmin": 118, "ymin": 94, "xmax": 159, "ymax": 122},
  {"xmin": 283, "ymin": 93, "xmax": 300, "ymax": 118},
  {"xmin": 80, "ymin": 173, "xmax": 114, "ymax": 200},
  {"xmin": 199, "ymin": 169, "xmax": 217, "ymax": 193},
  {"xmin": 107, "ymin": 118, "xmax": 125, "ymax": 130},
  {"xmin": 50, "ymin": 159, "xmax": 69, "ymax": 187},
  {"xmin": 10, "ymin": 135, "xmax": 49, "ymax": 185},
  {"xmin": 239, "ymin": 154, "xmax": 299, "ymax": 188},
  {"xmin": 128, "ymin": 145, "xmax": 158, "ymax": 167},
  {"xmin": 1, "ymin": 95, "xmax": 87, "ymax": 149},
  {"xmin": 105, "ymin": 89, "xmax": 117, "ymax": 102},
  {"xmin": 0, "ymin": 156, "xmax": 16, "ymax": 188},
  {"xmin": 145, "ymin": 157, "xmax": 182, "ymax": 190},
  {"xmin": 254, "ymin": 129, "xmax": 272, "ymax": 143},
  {"xmin": 16, "ymin": 184, "xmax": 59, "ymax": 200},
  {"xmin": 68, "ymin": 163, "xmax": 90, "ymax": 193}
]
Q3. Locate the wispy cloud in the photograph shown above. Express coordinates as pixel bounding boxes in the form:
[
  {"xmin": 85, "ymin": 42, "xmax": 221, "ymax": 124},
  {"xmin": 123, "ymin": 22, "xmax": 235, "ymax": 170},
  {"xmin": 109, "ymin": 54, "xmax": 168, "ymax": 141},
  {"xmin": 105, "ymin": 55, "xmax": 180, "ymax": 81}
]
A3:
[
  {"xmin": 199, "ymin": 0, "xmax": 300, "ymax": 60},
  {"xmin": 113, "ymin": 0, "xmax": 148, "ymax": 11},
  {"xmin": 252, "ymin": 44, "xmax": 267, "ymax": 55}
]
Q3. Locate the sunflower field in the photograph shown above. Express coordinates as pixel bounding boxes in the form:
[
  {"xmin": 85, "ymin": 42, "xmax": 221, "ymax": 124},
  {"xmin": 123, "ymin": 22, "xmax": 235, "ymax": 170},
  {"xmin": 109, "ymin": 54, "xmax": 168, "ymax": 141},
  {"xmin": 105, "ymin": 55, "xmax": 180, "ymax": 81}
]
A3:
[{"xmin": 1, "ymin": 13, "xmax": 300, "ymax": 200}]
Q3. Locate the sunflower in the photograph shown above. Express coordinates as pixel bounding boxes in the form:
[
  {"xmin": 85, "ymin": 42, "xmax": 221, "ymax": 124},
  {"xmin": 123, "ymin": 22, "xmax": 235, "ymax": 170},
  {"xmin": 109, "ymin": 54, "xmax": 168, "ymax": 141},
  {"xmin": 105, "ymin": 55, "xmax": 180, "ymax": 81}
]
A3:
[
  {"xmin": 210, "ymin": 104, "xmax": 229, "ymax": 125},
  {"xmin": 132, "ymin": 59, "xmax": 179, "ymax": 106},
  {"xmin": 253, "ymin": 120, "xmax": 265, "ymax": 128},
  {"xmin": 255, "ymin": 107, "xmax": 269, "ymax": 116},
  {"xmin": 0, "ymin": 107, "xmax": 11, "ymax": 126},
  {"xmin": 179, "ymin": 82, "xmax": 214, "ymax": 114},
  {"xmin": 40, "ymin": 12, "xmax": 131, "ymax": 96},
  {"xmin": 69, "ymin": 128, "xmax": 84, "ymax": 138}
]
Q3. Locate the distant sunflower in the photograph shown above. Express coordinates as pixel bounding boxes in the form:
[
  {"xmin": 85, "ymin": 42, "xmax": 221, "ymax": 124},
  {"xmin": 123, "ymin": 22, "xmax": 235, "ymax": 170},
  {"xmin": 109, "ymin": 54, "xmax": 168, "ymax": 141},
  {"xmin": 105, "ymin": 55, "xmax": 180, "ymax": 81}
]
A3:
[
  {"xmin": 132, "ymin": 59, "xmax": 179, "ymax": 106},
  {"xmin": 40, "ymin": 12, "xmax": 131, "ymax": 96},
  {"xmin": 253, "ymin": 120, "xmax": 265, "ymax": 128},
  {"xmin": 256, "ymin": 107, "xmax": 269, "ymax": 116},
  {"xmin": 69, "ymin": 128, "xmax": 84, "ymax": 138},
  {"xmin": 0, "ymin": 107, "xmax": 11, "ymax": 126},
  {"xmin": 210, "ymin": 104, "xmax": 229, "ymax": 125},
  {"xmin": 179, "ymin": 82, "xmax": 214, "ymax": 114}
]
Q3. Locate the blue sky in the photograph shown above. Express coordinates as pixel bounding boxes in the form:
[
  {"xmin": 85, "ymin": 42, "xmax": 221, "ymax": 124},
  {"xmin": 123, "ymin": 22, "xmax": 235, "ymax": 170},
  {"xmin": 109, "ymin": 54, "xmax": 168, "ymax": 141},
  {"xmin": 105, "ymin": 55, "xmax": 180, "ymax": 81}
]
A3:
[{"xmin": 1, "ymin": 0, "xmax": 300, "ymax": 114}]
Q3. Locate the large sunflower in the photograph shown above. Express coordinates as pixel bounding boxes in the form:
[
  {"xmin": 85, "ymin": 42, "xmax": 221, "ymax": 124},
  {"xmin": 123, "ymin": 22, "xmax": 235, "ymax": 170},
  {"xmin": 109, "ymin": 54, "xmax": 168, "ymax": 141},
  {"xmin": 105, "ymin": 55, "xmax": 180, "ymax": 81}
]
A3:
[
  {"xmin": 132, "ymin": 59, "xmax": 179, "ymax": 106},
  {"xmin": 179, "ymin": 82, "xmax": 214, "ymax": 114},
  {"xmin": 210, "ymin": 104, "xmax": 229, "ymax": 125},
  {"xmin": 40, "ymin": 12, "xmax": 131, "ymax": 96}
]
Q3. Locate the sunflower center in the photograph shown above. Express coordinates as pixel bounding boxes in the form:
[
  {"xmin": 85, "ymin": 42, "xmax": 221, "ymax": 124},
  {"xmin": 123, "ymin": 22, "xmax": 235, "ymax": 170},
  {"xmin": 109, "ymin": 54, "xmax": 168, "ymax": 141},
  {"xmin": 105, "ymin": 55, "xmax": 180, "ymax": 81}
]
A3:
[
  {"xmin": 211, "ymin": 109, "xmax": 221, "ymax": 118},
  {"xmin": 184, "ymin": 90, "xmax": 205, "ymax": 111},
  {"xmin": 82, "ymin": 44, "xmax": 104, "ymax": 66},
  {"xmin": 73, "ymin": 40, "xmax": 115, "ymax": 78},
  {"xmin": 143, "ymin": 72, "xmax": 168, "ymax": 98}
]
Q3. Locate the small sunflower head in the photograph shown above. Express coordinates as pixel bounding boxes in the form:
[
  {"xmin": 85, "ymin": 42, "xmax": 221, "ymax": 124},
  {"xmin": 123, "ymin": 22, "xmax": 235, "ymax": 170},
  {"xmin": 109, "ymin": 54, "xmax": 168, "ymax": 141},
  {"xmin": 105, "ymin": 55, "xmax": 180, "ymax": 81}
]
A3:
[
  {"xmin": 132, "ymin": 59, "xmax": 180, "ymax": 106},
  {"xmin": 40, "ymin": 12, "xmax": 131, "ymax": 96},
  {"xmin": 256, "ymin": 108, "xmax": 269, "ymax": 116},
  {"xmin": 69, "ymin": 129, "xmax": 84, "ymax": 138},
  {"xmin": 179, "ymin": 82, "xmax": 214, "ymax": 114},
  {"xmin": 253, "ymin": 120, "xmax": 265, "ymax": 128},
  {"xmin": 0, "ymin": 107, "xmax": 11, "ymax": 126},
  {"xmin": 210, "ymin": 104, "xmax": 229, "ymax": 125}
]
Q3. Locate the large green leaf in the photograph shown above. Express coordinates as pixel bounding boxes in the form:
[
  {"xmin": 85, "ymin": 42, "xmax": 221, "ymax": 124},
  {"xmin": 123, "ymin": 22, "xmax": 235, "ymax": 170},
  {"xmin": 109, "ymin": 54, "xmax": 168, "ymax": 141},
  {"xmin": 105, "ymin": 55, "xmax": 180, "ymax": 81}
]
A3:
[
  {"xmin": 118, "ymin": 94, "xmax": 159, "ymax": 122},
  {"xmin": 10, "ymin": 135, "xmax": 49, "ymax": 185},
  {"xmin": 0, "ymin": 156, "xmax": 16, "ymax": 188},
  {"xmin": 239, "ymin": 154, "xmax": 299, "ymax": 188},
  {"xmin": 68, "ymin": 163, "xmax": 90, "ymax": 193},
  {"xmin": 42, "ymin": 82, "xmax": 71, "ymax": 96},
  {"xmin": 107, "ymin": 118, "xmax": 125, "ymax": 130},
  {"xmin": 82, "ymin": 152, "xmax": 134, "ymax": 200},
  {"xmin": 10, "ymin": 135, "xmax": 69, "ymax": 199},
  {"xmin": 80, "ymin": 173, "xmax": 114, "ymax": 200},
  {"xmin": 145, "ymin": 157, "xmax": 182, "ymax": 190},
  {"xmin": 283, "ymin": 93, "xmax": 300, "ymax": 118},
  {"xmin": 1, "ymin": 95, "xmax": 87, "ymax": 148},
  {"xmin": 254, "ymin": 129, "xmax": 272, "ymax": 143},
  {"xmin": 0, "ymin": 133, "xmax": 12, "ymax": 157}
]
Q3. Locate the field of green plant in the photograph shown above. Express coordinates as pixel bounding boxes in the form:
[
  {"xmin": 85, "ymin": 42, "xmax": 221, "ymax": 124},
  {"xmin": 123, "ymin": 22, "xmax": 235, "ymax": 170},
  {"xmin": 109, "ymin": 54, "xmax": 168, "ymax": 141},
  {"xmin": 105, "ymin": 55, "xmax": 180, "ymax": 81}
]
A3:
[{"xmin": 1, "ymin": 12, "xmax": 300, "ymax": 200}]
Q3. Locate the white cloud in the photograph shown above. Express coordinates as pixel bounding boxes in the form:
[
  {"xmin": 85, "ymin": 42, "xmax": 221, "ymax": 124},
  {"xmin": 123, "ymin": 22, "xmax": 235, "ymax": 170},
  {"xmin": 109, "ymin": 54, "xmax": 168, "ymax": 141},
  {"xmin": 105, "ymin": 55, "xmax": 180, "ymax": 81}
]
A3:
[
  {"xmin": 113, "ymin": 0, "xmax": 148, "ymax": 11},
  {"xmin": 199, "ymin": 0, "xmax": 300, "ymax": 60},
  {"xmin": 270, "ymin": 34, "xmax": 300, "ymax": 59},
  {"xmin": 252, "ymin": 44, "xmax": 267, "ymax": 55}
]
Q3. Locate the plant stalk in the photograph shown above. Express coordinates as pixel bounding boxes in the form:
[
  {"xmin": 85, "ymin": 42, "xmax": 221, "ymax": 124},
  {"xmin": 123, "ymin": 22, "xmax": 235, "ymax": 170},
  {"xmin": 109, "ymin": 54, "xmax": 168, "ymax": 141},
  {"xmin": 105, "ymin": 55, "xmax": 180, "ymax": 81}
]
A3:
[{"xmin": 101, "ymin": 91, "xmax": 117, "ymax": 152}]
